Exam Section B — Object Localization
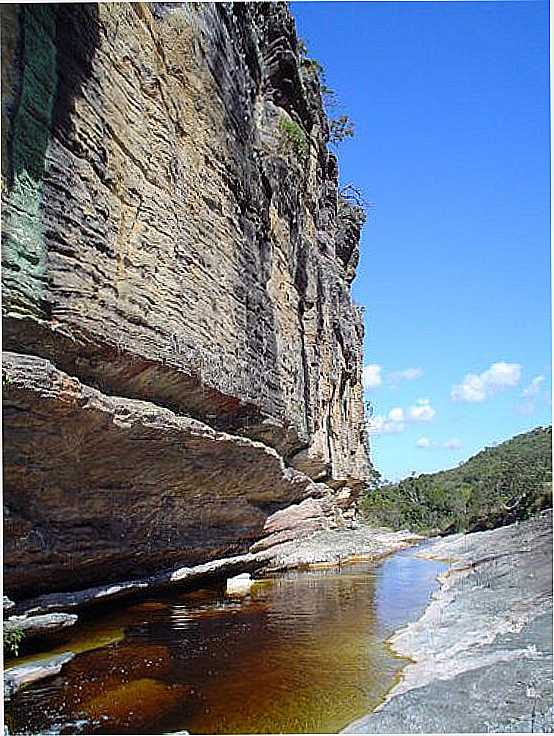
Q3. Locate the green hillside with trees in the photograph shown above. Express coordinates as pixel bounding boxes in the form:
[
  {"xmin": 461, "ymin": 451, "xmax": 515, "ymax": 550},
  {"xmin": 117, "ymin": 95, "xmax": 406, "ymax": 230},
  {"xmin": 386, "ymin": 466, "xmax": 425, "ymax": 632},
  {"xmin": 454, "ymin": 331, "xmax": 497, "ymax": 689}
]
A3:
[{"xmin": 362, "ymin": 426, "xmax": 552, "ymax": 534}]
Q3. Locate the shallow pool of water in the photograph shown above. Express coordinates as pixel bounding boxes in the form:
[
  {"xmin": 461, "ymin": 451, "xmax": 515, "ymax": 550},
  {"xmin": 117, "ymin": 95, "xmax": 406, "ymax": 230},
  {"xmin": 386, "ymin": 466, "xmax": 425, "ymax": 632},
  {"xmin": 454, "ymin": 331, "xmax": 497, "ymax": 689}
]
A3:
[{"xmin": 5, "ymin": 547, "xmax": 447, "ymax": 735}]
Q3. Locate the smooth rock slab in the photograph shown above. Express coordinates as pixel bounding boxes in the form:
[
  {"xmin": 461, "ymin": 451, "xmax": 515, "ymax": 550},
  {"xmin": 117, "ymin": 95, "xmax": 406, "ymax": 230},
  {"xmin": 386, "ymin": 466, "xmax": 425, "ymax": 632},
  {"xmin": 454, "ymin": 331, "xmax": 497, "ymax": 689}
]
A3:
[
  {"xmin": 4, "ymin": 652, "xmax": 75, "ymax": 699},
  {"xmin": 343, "ymin": 511, "xmax": 553, "ymax": 734}
]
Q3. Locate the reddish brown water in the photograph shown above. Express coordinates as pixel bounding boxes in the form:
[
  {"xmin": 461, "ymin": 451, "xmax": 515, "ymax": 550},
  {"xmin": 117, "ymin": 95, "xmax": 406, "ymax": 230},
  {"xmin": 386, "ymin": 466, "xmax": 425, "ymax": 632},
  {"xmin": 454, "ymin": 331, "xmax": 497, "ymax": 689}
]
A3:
[{"xmin": 5, "ymin": 549, "xmax": 447, "ymax": 735}]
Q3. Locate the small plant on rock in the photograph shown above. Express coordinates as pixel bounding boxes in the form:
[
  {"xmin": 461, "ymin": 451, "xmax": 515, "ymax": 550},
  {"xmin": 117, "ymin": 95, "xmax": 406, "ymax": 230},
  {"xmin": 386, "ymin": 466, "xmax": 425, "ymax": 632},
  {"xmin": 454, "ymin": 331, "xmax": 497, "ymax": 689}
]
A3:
[
  {"xmin": 329, "ymin": 114, "xmax": 355, "ymax": 144},
  {"xmin": 301, "ymin": 56, "xmax": 324, "ymax": 77},
  {"xmin": 4, "ymin": 627, "xmax": 24, "ymax": 657},
  {"xmin": 279, "ymin": 116, "xmax": 309, "ymax": 160}
]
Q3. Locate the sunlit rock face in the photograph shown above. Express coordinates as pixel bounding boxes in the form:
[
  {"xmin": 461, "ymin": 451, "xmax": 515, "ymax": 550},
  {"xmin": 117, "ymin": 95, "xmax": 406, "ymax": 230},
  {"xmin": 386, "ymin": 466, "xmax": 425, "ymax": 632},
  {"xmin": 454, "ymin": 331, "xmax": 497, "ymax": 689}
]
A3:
[{"xmin": 2, "ymin": 3, "xmax": 370, "ymax": 598}]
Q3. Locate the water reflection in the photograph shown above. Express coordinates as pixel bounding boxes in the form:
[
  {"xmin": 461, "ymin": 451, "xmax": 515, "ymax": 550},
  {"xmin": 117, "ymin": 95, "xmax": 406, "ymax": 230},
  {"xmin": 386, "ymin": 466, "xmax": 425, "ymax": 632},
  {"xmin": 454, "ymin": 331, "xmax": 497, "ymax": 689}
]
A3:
[{"xmin": 6, "ymin": 549, "xmax": 447, "ymax": 735}]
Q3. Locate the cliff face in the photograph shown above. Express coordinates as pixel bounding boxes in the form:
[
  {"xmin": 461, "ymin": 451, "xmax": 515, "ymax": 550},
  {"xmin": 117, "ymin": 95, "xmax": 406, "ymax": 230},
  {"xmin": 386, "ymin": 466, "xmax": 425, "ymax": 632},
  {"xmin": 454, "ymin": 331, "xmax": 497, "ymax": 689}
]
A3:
[{"xmin": 2, "ymin": 3, "xmax": 370, "ymax": 598}]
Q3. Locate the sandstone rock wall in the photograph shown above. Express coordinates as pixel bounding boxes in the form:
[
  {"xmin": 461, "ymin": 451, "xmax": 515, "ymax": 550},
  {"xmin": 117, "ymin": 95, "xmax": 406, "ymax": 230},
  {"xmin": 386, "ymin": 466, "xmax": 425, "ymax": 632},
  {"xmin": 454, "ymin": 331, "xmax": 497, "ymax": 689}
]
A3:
[{"xmin": 2, "ymin": 2, "xmax": 371, "ymax": 597}]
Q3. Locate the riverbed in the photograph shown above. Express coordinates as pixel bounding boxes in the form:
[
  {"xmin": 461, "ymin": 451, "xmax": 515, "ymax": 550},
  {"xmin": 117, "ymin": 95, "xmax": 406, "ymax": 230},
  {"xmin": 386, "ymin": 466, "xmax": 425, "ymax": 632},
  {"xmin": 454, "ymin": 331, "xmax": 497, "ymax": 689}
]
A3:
[{"xmin": 5, "ymin": 547, "xmax": 447, "ymax": 735}]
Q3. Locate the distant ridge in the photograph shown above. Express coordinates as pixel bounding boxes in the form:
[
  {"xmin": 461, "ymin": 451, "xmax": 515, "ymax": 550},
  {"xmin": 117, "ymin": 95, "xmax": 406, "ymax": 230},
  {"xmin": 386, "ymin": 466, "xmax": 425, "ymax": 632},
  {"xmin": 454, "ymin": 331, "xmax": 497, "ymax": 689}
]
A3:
[{"xmin": 362, "ymin": 426, "xmax": 552, "ymax": 534}]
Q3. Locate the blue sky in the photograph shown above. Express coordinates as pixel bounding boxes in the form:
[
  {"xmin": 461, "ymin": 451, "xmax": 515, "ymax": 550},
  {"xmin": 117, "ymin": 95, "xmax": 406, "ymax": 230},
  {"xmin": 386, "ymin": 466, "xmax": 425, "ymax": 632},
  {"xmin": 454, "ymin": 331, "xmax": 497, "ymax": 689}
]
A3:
[{"xmin": 292, "ymin": 1, "xmax": 551, "ymax": 481}]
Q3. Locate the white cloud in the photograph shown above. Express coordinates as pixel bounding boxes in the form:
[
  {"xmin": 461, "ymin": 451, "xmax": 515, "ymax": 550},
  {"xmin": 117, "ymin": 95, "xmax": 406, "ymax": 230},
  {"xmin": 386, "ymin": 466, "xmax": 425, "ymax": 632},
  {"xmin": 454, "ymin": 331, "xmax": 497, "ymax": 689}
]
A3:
[
  {"xmin": 388, "ymin": 407, "xmax": 405, "ymax": 422},
  {"xmin": 483, "ymin": 362, "xmax": 522, "ymax": 388},
  {"xmin": 364, "ymin": 365, "xmax": 424, "ymax": 389},
  {"xmin": 367, "ymin": 414, "xmax": 405, "ymax": 435},
  {"xmin": 451, "ymin": 373, "xmax": 486, "ymax": 402},
  {"xmin": 416, "ymin": 436, "xmax": 463, "ymax": 450},
  {"xmin": 388, "ymin": 367, "xmax": 424, "ymax": 384},
  {"xmin": 368, "ymin": 399, "xmax": 436, "ymax": 436},
  {"xmin": 451, "ymin": 362, "xmax": 521, "ymax": 403},
  {"xmin": 518, "ymin": 375, "xmax": 547, "ymax": 416},
  {"xmin": 443, "ymin": 438, "xmax": 463, "ymax": 450},
  {"xmin": 522, "ymin": 375, "xmax": 545, "ymax": 398},
  {"xmin": 407, "ymin": 398, "xmax": 436, "ymax": 422},
  {"xmin": 363, "ymin": 364, "xmax": 383, "ymax": 389}
]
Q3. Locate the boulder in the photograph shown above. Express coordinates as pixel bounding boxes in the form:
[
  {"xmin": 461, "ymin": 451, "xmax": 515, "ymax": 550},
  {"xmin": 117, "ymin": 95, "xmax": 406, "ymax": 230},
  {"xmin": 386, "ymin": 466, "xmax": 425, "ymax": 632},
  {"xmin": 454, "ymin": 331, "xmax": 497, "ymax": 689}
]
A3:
[{"xmin": 226, "ymin": 573, "xmax": 253, "ymax": 596}]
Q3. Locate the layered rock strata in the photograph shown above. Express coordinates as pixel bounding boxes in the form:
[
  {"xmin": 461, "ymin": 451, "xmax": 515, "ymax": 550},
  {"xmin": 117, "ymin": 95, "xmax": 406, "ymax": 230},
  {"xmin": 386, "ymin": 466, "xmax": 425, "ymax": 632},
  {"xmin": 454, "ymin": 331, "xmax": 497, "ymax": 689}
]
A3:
[
  {"xmin": 2, "ymin": 3, "xmax": 370, "ymax": 600},
  {"xmin": 252, "ymin": 497, "xmax": 422, "ymax": 571}
]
